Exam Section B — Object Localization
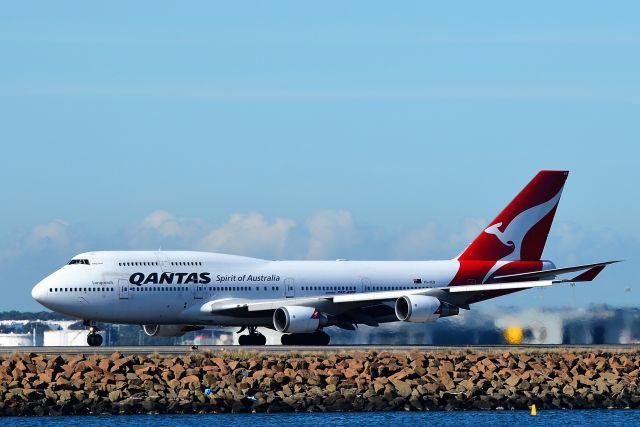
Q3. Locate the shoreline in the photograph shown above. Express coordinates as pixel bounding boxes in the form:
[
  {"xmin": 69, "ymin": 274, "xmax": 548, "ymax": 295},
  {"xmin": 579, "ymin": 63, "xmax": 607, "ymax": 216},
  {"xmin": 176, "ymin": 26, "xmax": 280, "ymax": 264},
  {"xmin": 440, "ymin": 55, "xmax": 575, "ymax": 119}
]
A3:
[{"xmin": 1, "ymin": 349, "xmax": 638, "ymax": 415}]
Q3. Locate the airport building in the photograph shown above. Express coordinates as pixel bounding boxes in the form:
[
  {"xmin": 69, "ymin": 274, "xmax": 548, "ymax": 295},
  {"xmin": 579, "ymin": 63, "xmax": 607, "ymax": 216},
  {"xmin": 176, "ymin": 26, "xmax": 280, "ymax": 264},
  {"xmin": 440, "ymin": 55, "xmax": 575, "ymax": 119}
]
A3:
[{"xmin": 0, "ymin": 305, "xmax": 637, "ymax": 346}]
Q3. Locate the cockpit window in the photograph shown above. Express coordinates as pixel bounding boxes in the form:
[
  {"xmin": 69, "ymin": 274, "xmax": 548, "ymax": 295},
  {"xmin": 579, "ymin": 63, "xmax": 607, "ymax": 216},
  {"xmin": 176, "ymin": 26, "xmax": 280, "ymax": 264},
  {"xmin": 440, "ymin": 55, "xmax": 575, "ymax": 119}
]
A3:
[{"xmin": 68, "ymin": 259, "xmax": 90, "ymax": 265}]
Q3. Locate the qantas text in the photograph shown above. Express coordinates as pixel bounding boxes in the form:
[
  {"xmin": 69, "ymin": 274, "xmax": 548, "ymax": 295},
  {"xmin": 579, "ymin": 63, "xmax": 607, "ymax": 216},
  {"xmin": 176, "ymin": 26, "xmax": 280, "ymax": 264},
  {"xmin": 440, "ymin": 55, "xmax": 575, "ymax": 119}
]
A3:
[{"xmin": 129, "ymin": 272, "xmax": 211, "ymax": 286}]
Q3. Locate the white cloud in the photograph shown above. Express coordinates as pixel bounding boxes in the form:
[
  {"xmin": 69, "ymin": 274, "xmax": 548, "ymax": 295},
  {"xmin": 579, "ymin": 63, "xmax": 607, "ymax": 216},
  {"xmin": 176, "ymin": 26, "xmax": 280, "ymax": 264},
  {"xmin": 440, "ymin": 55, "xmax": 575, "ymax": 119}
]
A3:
[
  {"xmin": 393, "ymin": 221, "xmax": 441, "ymax": 259},
  {"xmin": 131, "ymin": 210, "xmax": 209, "ymax": 249},
  {"xmin": 27, "ymin": 219, "xmax": 71, "ymax": 249},
  {"xmin": 393, "ymin": 218, "xmax": 487, "ymax": 260},
  {"xmin": 306, "ymin": 210, "xmax": 358, "ymax": 259},
  {"xmin": 199, "ymin": 213, "xmax": 296, "ymax": 258},
  {"xmin": 130, "ymin": 210, "xmax": 490, "ymax": 261},
  {"xmin": 140, "ymin": 210, "xmax": 204, "ymax": 239}
]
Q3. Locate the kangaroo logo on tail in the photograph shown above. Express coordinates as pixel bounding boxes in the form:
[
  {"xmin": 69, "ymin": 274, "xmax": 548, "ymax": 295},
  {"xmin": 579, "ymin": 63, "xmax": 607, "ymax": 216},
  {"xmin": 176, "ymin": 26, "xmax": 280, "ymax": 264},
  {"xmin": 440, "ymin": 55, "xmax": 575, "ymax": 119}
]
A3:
[
  {"xmin": 482, "ymin": 188, "xmax": 563, "ymax": 261},
  {"xmin": 457, "ymin": 170, "xmax": 568, "ymax": 265}
]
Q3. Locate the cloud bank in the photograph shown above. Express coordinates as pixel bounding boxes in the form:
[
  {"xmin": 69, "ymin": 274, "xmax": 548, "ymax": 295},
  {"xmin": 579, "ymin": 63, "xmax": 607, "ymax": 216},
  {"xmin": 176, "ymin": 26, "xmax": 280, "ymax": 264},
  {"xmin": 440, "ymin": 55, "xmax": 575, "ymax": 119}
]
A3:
[{"xmin": 1, "ymin": 210, "xmax": 636, "ymax": 310}]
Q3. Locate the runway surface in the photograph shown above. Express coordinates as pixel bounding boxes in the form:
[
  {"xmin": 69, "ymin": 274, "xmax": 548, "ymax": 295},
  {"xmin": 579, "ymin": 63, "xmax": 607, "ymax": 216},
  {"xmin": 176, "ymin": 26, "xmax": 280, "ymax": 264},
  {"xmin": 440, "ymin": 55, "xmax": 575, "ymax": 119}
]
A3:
[{"xmin": 0, "ymin": 344, "xmax": 638, "ymax": 355}]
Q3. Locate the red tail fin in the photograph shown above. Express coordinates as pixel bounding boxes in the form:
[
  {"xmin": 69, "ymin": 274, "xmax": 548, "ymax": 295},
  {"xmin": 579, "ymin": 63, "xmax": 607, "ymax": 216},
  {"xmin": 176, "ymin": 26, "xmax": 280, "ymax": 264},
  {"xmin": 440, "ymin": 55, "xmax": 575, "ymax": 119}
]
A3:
[{"xmin": 458, "ymin": 170, "xmax": 568, "ymax": 261}]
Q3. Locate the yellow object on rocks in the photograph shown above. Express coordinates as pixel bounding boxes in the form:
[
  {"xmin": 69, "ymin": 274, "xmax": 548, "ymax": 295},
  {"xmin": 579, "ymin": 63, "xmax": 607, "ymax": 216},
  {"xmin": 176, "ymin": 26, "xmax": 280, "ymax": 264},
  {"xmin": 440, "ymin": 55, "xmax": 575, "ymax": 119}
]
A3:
[
  {"xmin": 531, "ymin": 404, "xmax": 537, "ymax": 416},
  {"xmin": 504, "ymin": 325, "xmax": 524, "ymax": 344}
]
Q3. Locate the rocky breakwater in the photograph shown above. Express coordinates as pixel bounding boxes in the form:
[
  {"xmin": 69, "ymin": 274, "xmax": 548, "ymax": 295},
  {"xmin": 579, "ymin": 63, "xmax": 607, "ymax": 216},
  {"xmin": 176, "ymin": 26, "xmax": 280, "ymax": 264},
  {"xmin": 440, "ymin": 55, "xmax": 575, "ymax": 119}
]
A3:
[{"xmin": 0, "ymin": 349, "xmax": 639, "ymax": 415}]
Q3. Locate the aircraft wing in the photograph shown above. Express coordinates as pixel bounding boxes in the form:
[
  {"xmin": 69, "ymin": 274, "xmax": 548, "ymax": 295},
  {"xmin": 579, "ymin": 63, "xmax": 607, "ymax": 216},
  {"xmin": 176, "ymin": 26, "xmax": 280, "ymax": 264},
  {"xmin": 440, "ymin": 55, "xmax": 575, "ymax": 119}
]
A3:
[
  {"xmin": 200, "ymin": 277, "xmax": 585, "ymax": 314},
  {"xmin": 200, "ymin": 260, "xmax": 615, "ymax": 314}
]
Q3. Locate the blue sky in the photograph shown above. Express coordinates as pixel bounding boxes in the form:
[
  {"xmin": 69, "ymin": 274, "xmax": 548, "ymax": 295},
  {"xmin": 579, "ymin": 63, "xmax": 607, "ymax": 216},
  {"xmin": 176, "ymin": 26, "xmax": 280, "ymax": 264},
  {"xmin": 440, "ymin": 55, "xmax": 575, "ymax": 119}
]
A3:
[{"xmin": 1, "ymin": 1, "xmax": 638, "ymax": 310}]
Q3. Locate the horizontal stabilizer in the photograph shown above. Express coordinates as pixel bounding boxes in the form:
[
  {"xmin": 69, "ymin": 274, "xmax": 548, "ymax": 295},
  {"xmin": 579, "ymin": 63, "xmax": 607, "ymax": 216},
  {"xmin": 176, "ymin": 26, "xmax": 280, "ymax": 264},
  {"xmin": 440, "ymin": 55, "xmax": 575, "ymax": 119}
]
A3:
[
  {"xmin": 556, "ymin": 265, "xmax": 607, "ymax": 282},
  {"xmin": 492, "ymin": 260, "xmax": 620, "ymax": 282}
]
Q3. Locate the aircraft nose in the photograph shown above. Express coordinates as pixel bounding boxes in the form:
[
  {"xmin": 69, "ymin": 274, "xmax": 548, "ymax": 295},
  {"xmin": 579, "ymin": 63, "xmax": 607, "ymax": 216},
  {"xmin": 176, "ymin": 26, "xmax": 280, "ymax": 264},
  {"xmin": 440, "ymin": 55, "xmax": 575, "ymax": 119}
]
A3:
[{"xmin": 31, "ymin": 280, "xmax": 47, "ymax": 303}]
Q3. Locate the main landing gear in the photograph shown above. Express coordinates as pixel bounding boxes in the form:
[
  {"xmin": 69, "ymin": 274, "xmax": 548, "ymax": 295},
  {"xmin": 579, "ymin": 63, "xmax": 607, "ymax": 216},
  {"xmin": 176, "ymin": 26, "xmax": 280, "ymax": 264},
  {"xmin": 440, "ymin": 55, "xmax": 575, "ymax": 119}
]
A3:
[
  {"xmin": 281, "ymin": 330, "xmax": 330, "ymax": 346},
  {"xmin": 237, "ymin": 326, "xmax": 267, "ymax": 346},
  {"xmin": 84, "ymin": 320, "xmax": 103, "ymax": 347}
]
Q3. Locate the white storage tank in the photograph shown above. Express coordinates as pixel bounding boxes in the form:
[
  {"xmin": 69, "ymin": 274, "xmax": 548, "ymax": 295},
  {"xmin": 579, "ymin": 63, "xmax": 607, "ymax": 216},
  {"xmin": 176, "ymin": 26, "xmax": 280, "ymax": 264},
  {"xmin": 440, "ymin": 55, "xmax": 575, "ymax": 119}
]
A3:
[
  {"xmin": 44, "ymin": 330, "xmax": 88, "ymax": 346},
  {"xmin": 0, "ymin": 333, "xmax": 34, "ymax": 346}
]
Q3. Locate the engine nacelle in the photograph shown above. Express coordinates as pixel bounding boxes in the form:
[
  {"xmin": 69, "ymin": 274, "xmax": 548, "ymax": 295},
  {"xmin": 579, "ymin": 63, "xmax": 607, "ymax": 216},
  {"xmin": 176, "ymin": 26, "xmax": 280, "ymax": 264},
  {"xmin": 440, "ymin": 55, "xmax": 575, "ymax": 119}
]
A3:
[
  {"xmin": 395, "ymin": 295, "xmax": 459, "ymax": 323},
  {"xmin": 142, "ymin": 324, "xmax": 199, "ymax": 337},
  {"xmin": 273, "ymin": 306, "xmax": 321, "ymax": 333}
]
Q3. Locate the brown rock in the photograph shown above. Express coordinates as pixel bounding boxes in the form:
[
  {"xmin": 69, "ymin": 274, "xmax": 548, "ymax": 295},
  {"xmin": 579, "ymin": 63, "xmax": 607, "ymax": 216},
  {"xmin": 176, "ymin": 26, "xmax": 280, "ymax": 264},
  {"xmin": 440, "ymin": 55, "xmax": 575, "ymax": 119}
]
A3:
[
  {"xmin": 440, "ymin": 360, "xmax": 454, "ymax": 372},
  {"xmin": 391, "ymin": 380, "xmax": 413, "ymax": 397},
  {"xmin": 211, "ymin": 357, "xmax": 226, "ymax": 370},
  {"xmin": 343, "ymin": 368, "xmax": 359, "ymax": 379},
  {"xmin": 181, "ymin": 374, "xmax": 201, "ymax": 385},
  {"xmin": 423, "ymin": 382, "xmax": 439, "ymax": 394},
  {"xmin": 348, "ymin": 359, "xmax": 364, "ymax": 371},
  {"xmin": 171, "ymin": 364, "xmax": 186, "ymax": 380},
  {"xmin": 562, "ymin": 384, "xmax": 575, "ymax": 396},
  {"xmin": 519, "ymin": 354, "xmax": 532, "ymax": 364},
  {"xmin": 481, "ymin": 358, "xmax": 497, "ymax": 371},
  {"xmin": 505, "ymin": 375, "xmax": 520, "ymax": 387}
]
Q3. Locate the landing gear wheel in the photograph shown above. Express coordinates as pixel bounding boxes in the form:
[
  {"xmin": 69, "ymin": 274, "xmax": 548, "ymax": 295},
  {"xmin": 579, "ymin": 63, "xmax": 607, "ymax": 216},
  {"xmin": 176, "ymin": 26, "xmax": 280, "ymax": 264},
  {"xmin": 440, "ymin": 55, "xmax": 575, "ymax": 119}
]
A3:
[
  {"xmin": 315, "ymin": 330, "xmax": 330, "ymax": 346},
  {"xmin": 87, "ymin": 333, "xmax": 103, "ymax": 347},
  {"xmin": 281, "ymin": 330, "xmax": 330, "ymax": 346},
  {"xmin": 84, "ymin": 320, "xmax": 103, "ymax": 347},
  {"xmin": 237, "ymin": 327, "xmax": 267, "ymax": 346},
  {"xmin": 255, "ymin": 333, "xmax": 267, "ymax": 345}
]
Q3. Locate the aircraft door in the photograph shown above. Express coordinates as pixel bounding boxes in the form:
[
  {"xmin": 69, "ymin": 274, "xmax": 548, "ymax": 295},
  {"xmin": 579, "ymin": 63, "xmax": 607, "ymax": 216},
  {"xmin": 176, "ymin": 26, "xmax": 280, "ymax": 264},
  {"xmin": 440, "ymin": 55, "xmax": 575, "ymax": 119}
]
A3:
[
  {"xmin": 118, "ymin": 279, "xmax": 130, "ymax": 299},
  {"xmin": 284, "ymin": 278, "xmax": 295, "ymax": 298},
  {"xmin": 194, "ymin": 284, "xmax": 204, "ymax": 299},
  {"xmin": 154, "ymin": 252, "xmax": 172, "ymax": 272},
  {"xmin": 361, "ymin": 278, "xmax": 371, "ymax": 293}
]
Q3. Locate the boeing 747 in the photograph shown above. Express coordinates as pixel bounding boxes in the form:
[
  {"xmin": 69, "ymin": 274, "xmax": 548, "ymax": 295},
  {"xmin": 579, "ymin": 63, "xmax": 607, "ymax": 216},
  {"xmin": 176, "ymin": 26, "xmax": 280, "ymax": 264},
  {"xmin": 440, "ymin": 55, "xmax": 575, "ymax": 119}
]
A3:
[{"xmin": 31, "ymin": 170, "xmax": 617, "ymax": 346}]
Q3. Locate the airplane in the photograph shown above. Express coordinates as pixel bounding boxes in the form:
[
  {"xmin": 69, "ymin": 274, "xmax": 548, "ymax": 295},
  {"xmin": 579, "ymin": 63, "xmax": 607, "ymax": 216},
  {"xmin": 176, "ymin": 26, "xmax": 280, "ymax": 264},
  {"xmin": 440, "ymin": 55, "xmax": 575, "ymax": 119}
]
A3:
[{"xmin": 31, "ymin": 170, "xmax": 618, "ymax": 346}]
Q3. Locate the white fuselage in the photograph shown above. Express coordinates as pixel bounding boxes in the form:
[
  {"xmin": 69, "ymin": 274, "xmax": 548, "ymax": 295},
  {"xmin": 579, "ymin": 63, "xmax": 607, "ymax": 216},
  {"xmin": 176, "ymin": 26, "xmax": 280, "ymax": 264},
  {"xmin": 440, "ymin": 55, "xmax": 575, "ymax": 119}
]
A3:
[{"xmin": 32, "ymin": 251, "xmax": 460, "ymax": 326}]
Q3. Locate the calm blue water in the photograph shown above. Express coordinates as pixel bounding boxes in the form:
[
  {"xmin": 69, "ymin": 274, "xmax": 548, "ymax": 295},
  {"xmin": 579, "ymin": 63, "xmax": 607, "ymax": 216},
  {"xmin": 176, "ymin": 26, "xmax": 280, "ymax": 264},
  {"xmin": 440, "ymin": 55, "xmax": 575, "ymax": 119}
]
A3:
[{"xmin": 2, "ymin": 411, "xmax": 638, "ymax": 427}]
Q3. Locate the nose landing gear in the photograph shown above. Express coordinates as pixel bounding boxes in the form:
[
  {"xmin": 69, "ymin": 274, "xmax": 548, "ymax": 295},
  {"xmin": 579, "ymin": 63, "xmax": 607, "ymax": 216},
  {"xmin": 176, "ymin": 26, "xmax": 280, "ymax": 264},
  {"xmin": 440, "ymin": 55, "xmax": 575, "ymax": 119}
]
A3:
[
  {"xmin": 84, "ymin": 320, "xmax": 104, "ymax": 347},
  {"xmin": 237, "ymin": 326, "xmax": 267, "ymax": 346},
  {"xmin": 87, "ymin": 332, "xmax": 103, "ymax": 347}
]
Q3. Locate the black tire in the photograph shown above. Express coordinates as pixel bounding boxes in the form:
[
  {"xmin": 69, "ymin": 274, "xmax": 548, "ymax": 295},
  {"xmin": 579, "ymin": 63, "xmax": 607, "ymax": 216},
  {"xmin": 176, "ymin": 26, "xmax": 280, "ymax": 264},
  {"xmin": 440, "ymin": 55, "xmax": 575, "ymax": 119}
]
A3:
[
  {"xmin": 280, "ymin": 334, "xmax": 292, "ymax": 345},
  {"xmin": 238, "ymin": 335, "xmax": 248, "ymax": 345},
  {"xmin": 256, "ymin": 333, "xmax": 267, "ymax": 345},
  {"xmin": 315, "ymin": 330, "xmax": 330, "ymax": 346},
  {"xmin": 87, "ymin": 333, "xmax": 103, "ymax": 347}
]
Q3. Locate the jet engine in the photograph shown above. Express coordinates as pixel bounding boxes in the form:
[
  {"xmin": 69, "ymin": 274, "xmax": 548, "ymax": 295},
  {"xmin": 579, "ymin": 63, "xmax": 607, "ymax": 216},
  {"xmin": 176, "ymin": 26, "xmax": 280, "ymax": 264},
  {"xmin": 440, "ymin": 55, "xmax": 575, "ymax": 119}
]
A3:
[
  {"xmin": 273, "ymin": 306, "xmax": 324, "ymax": 333},
  {"xmin": 395, "ymin": 295, "xmax": 459, "ymax": 323},
  {"xmin": 142, "ymin": 324, "xmax": 203, "ymax": 337}
]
